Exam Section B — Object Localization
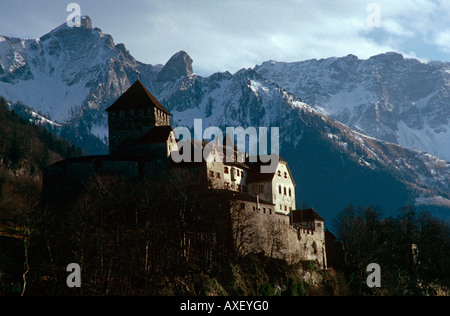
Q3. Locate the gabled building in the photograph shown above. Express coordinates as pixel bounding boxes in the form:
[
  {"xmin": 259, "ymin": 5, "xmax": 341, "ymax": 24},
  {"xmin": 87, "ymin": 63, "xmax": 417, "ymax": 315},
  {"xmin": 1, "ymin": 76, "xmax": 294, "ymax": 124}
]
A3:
[
  {"xmin": 106, "ymin": 80, "xmax": 173, "ymax": 155},
  {"xmin": 246, "ymin": 156, "xmax": 296, "ymax": 220}
]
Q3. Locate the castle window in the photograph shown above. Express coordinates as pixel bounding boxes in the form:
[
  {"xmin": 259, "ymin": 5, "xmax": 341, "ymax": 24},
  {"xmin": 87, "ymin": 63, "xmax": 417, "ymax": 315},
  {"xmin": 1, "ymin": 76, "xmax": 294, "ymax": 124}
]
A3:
[
  {"xmin": 285, "ymin": 205, "xmax": 287, "ymax": 211},
  {"xmin": 216, "ymin": 172, "xmax": 221, "ymax": 179},
  {"xmin": 263, "ymin": 208, "xmax": 266, "ymax": 214},
  {"xmin": 279, "ymin": 185, "xmax": 282, "ymax": 194},
  {"xmin": 209, "ymin": 171, "xmax": 214, "ymax": 177},
  {"xmin": 278, "ymin": 171, "xmax": 281, "ymax": 177},
  {"xmin": 284, "ymin": 172, "xmax": 287, "ymax": 178},
  {"xmin": 289, "ymin": 188, "xmax": 292, "ymax": 197},
  {"xmin": 284, "ymin": 187, "xmax": 287, "ymax": 195},
  {"xmin": 224, "ymin": 167, "xmax": 229, "ymax": 174},
  {"xmin": 253, "ymin": 206, "xmax": 256, "ymax": 212},
  {"xmin": 237, "ymin": 170, "xmax": 240, "ymax": 177},
  {"xmin": 269, "ymin": 209, "xmax": 272, "ymax": 215}
]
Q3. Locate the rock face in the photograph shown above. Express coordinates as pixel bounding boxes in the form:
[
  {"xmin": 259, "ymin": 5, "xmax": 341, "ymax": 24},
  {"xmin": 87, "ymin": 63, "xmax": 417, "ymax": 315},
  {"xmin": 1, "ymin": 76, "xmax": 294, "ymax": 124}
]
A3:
[
  {"xmin": 255, "ymin": 52, "xmax": 450, "ymax": 162},
  {"xmin": 156, "ymin": 51, "xmax": 193, "ymax": 82},
  {"xmin": 1, "ymin": 18, "xmax": 449, "ymax": 220}
]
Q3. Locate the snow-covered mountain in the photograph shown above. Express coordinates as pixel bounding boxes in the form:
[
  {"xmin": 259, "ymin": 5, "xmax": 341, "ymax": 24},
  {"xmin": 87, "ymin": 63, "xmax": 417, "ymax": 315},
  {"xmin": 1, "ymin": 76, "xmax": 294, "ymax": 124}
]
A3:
[
  {"xmin": 0, "ymin": 16, "xmax": 161, "ymax": 152},
  {"xmin": 0, "ymin": 17, "xmax": 449, "ymax": 221},
  {"xmin": 255, "ymin": 53, "xmax": 450, "ymax": 163}
]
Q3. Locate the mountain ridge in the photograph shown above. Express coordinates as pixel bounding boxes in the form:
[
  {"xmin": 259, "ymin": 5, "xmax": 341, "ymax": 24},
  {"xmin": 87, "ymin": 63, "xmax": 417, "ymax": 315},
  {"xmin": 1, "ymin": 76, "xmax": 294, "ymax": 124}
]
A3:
[{"xmin": 255, "ymin": 52, "xmax": 450, "ymax": 163}]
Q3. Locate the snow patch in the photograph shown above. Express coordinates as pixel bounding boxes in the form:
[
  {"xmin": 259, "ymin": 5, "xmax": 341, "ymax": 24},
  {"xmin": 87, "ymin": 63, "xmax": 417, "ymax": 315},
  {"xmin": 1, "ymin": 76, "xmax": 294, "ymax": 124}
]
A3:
[
  {"xmin": 397, "ymin": 120, "xmax": 450, "ymax": 162},
  {"xmin": 30, "ymin": 110, "xmax": 62, "ymax": 127}
]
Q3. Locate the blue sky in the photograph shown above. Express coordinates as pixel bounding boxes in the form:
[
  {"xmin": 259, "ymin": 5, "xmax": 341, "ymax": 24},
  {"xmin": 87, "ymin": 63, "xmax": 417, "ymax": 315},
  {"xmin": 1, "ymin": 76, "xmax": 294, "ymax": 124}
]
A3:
[{"xmin": 1, "ymin": 0, "xmax": 450, "ymax": 76}]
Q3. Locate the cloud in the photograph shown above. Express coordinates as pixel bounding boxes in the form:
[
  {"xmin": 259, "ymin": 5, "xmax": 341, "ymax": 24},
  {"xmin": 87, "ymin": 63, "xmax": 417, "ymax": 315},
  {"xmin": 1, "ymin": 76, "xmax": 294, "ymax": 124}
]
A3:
[
  {"xmin": 131, "ymin": 0, "xmax": 392, "ymax": 74},
  {"xmin": 129, "ymin": 0, "xmax": 450, "ymax": 75},
  {"xmin": 1, "ymin": 0, "xmax": 449, "ymax": 75},
  {"xmin": 433, "ymin": 30, "xmax": 450, "ymax": 53}
]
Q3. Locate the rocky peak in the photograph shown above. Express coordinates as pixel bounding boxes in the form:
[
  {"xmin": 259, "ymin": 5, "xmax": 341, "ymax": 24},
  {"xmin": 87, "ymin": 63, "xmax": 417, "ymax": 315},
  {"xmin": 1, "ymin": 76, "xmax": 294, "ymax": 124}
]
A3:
[
  {"xmin": 156, "ymin": 51, "xmax": 193, "ymax": 82},
  {"xmin": 79, "ymin": 16, "xmax": 93, "ymax": 29}
]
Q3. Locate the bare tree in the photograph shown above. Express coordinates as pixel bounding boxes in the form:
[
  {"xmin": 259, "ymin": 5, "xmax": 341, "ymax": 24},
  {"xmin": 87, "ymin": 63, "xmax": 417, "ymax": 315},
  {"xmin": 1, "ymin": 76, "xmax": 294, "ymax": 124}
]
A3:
[{"xmin": 0, "ymin": 175, "xmax": 41, "ymax": 296}]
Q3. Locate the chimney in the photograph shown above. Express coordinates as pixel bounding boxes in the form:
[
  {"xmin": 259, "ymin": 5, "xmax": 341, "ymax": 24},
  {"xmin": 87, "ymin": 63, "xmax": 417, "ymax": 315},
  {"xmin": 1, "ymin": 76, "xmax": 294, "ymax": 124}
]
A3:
[{"xmin": 231, "ymin": 167, "xmax": 236, "ymax": 182}]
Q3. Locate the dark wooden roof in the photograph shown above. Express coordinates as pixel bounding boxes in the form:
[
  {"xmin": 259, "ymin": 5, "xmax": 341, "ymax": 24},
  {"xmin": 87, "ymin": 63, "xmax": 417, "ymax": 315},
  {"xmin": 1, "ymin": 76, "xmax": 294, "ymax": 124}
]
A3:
[
  {"xmin": 106, "ymin": 80, "xmax": 171, "ymax": 115},
  {"xmin": 222, "ymin": 133, "xmax": 239, "ymax": 151},
  {"xmin": 211, "ymin": 189, "xmax": 274, "ymax": 206},
  {"xmin": 246, "ymin": 164, "xmax": 275, "ymax": 183},
  {"xmin": 291, "ymin": 209, "xmax": 325, "ymax": 223},
  {"xmin": 133, "ymin": 126, "xmax": 174, "ymax": 145},
  {"xmin": 45, "ymin": 155, "xmax": 153, "ymax": 169},
  {"xmin": 246, "ymin": 154, "xmax": 295, "ymax": 186}
]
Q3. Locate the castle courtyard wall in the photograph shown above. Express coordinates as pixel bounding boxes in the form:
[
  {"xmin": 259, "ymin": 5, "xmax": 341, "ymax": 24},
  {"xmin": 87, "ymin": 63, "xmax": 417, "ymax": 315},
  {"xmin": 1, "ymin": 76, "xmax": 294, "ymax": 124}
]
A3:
[{"xmin": 235, "ymin": 202, "xmax": 327, "ymax": 268}]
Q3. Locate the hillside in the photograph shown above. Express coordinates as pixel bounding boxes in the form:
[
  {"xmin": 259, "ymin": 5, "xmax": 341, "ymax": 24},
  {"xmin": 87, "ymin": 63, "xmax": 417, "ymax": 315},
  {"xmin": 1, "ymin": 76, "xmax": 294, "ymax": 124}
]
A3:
[
  {"xmin": 0, "ymin": 96, "xmax": 84, "ymax": 240},
  {"xmin": 0, "ymin": 97, "xmax": 84, "ymax": 175}
]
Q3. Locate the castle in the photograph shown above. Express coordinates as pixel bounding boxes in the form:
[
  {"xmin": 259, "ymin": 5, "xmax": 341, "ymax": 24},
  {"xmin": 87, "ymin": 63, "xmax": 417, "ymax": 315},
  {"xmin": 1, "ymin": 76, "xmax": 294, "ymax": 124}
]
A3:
[{"xmin": 43, "ymin": 80, "xmax": 327, "ymax": 268}]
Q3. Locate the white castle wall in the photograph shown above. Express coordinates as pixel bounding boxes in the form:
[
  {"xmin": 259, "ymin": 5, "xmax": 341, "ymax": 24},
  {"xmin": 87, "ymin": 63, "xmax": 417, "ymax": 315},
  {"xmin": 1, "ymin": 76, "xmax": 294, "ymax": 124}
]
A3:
[{"xmin": 235, "ymin": 202, "xmax": 327, "ymax": 268}]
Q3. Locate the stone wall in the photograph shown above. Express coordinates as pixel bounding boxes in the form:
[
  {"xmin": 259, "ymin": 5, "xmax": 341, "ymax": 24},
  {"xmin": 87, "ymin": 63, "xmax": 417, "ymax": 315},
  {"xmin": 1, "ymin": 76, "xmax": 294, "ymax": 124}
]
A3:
[
  {"xmin": 108, "ymin": 108, "xmax": 170, "ymax": 154},
  {"xmin": 235, "ymin": 205, "xmax": 327, "ymax": 268}
]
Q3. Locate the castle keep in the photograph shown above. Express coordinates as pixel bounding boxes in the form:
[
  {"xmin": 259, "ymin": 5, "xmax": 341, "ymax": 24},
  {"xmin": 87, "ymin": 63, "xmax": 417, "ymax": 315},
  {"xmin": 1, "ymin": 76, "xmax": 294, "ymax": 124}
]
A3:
[{"xmin": 43, "ymin": 80, "xmax": 327, "ymax": 268}]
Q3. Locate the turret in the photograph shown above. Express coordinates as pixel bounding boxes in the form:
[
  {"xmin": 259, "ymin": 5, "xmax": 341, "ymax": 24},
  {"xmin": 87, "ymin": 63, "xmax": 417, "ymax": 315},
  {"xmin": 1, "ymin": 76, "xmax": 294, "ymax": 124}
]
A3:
[{"xmin": 105, "ymin": 80, "xmax": 171, "ymax": 154}]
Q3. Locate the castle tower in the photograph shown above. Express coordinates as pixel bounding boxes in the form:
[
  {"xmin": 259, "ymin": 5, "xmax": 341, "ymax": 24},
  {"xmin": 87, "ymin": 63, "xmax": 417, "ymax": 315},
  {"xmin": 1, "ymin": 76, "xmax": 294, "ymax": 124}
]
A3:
[{"xmin": 106, "ymin": 80, "xmax": 172, "ymax": 154}]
